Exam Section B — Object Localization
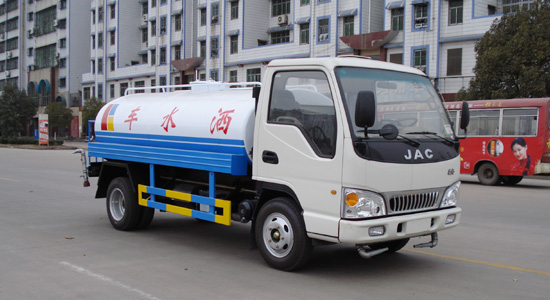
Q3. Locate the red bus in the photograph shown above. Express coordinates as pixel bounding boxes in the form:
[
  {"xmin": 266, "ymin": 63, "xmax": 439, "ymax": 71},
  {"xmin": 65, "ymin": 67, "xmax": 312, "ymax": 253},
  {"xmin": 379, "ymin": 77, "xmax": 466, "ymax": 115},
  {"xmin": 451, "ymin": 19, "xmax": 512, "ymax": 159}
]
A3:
[{"xmin": 445, "ymin": 98, "xmax": 550, "ymax": 185}]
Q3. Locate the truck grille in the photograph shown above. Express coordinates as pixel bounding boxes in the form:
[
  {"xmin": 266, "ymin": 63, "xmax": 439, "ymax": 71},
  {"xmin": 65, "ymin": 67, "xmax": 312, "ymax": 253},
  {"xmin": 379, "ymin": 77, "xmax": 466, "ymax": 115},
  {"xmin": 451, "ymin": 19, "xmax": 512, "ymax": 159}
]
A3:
[{"xmin": 388, "ymin": 191, "xmax": 440, "ymax": 214}]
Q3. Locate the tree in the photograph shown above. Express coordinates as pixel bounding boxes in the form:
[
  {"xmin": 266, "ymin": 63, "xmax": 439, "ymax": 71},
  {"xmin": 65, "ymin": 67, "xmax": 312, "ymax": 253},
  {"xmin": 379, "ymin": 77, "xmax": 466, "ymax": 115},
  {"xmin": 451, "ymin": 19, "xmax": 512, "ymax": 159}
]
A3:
[
  {"xmin": 82, "ymin": 97, "xmax": 105, "ymax": 135},
  {"xmin": 457, "ymin": 2, "xmax": 550, "ymax": 100},
  {"xmin": 0, "ymin": 85, "xmax": 37, "ymax": 138},
  {"xmin": 45, "ymin": 102, "xmax": 73, "ymax": 138}
]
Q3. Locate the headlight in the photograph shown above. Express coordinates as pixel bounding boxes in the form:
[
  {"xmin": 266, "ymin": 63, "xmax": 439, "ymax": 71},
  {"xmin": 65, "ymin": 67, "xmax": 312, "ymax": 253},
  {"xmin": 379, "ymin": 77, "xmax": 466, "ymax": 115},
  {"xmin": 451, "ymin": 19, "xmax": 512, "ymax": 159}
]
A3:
[
  {"xmin": 342, "ymin": 188, "xmax": 386, "ymax": 219},
  {"xmin": 441, "ymin": 181, "xmax": 460, "ymax": 208}
]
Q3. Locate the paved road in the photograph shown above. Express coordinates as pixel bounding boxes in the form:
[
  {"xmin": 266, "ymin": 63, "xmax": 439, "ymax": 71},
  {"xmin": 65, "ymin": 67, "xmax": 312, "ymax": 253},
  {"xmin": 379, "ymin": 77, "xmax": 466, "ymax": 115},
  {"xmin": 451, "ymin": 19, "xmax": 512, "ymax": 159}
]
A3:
[{"xmin": 0, "ymin": 148, "xmax": 549, "ymax": 300}]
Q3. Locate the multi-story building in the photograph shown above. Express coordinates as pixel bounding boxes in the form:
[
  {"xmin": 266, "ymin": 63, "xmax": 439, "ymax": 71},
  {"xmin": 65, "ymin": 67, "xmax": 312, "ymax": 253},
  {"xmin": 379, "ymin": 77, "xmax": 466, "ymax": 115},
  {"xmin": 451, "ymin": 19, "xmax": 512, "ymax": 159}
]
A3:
[
  {"xmin": 0, "ymin": 0, "xmax": 91, "ymax": 137},
  {"xmin": 81, "ymin": 0, "xmax": 385, "ymax": 103},
  {"xmin": 342, "ymin": 0, "xmax": 534, "ymax": 100}
]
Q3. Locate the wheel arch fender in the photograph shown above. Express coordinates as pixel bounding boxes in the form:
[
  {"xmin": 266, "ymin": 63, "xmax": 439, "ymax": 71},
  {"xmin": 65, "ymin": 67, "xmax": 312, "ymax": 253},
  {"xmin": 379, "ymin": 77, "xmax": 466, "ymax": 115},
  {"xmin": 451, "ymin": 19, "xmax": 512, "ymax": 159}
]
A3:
[
  {"xmin": 95, "ymin": 161, "xmax": 148, "ymax": 198},
  {"xmin": 249, "ymin": 182, "xmax": 303, "ymax": 249}
]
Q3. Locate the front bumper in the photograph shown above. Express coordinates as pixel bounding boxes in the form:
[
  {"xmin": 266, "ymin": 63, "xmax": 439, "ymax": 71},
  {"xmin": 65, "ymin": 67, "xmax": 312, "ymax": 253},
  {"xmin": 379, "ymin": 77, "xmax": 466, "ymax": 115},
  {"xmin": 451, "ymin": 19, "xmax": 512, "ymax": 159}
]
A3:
[{"xmin": 338, "ymin": 207, "xmax": 461, "ymax": 244}]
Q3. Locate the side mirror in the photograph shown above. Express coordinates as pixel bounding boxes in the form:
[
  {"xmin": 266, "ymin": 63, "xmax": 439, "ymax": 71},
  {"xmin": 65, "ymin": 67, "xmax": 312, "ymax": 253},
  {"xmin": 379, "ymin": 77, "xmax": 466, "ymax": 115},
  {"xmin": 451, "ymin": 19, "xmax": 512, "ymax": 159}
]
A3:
[
  {"xmin": 460, "ymin": 101, "xmax": 470, "ymax": 130},
  {"xmin": 355, "ymin": 91, "xmax": 376, "ymax": 128}
]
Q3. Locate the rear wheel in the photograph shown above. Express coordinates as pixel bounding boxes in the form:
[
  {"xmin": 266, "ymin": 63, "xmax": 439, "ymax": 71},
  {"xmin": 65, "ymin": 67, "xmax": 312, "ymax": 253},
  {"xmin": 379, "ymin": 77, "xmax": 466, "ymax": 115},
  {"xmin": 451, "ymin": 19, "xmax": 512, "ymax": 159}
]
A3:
[
  {"xmin": 501, "ymin": 176, "xmax": 523, "ymax": 186},
  {"xmin": 368, "ymin": 238, "xmax": 410, "ymax": 253},
  {"xmin": 106, "ymin": 177, "xmax": 142, "ymax": 231},
  {"xmin": 477, "ymin": 163, "xmax": 500, "ymax": 185},
  {"xmin": 255, "ymin": 197, "xmax": 312, "ymax": 271}
]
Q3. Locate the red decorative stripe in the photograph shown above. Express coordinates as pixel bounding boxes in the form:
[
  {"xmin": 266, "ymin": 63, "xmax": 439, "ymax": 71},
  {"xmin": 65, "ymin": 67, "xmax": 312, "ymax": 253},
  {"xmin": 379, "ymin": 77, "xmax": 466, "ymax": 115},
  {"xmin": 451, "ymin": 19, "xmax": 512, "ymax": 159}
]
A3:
[{"xmin": 101, "ymin": 104, "xmax": 114, "ymax": 131}]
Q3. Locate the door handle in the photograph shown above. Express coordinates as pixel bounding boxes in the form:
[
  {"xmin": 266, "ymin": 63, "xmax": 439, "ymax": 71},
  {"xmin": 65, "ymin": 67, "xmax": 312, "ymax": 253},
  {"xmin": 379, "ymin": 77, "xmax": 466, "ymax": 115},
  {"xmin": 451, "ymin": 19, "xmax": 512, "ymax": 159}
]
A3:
[{"xmin": 262, "ymin": 150, "xmax": 279, "ymax": 164}]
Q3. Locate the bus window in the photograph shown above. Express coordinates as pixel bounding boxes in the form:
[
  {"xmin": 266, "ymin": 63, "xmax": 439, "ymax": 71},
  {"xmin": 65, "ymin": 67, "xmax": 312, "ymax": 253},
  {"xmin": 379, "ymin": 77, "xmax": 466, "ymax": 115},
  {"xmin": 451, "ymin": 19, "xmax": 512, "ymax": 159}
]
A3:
[
  {"xmin": 502, "ymin": 108, "xmax": 538, "ymax": 136},
  {"xmin": 468, "ymin": 110, "xmax": 499, "ymax": 136}
]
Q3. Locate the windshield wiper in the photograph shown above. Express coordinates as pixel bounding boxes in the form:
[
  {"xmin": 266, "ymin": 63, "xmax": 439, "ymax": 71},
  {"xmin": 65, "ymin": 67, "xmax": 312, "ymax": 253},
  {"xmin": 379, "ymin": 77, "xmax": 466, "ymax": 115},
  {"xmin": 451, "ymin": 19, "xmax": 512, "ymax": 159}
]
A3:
[{"xmin": 405, "ymin": 131, "xmax": 455, "ymax": 145}]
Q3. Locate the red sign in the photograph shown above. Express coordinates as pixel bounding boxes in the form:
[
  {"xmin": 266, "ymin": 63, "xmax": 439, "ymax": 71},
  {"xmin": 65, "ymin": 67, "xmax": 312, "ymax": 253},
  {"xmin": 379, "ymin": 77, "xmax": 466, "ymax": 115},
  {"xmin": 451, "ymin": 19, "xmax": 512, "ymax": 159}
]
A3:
[
  {"xmin": 39, "ymin": 114, "xmax": 49, "ymax": 145},
  {"xmin": 210, "ymin": 108, "xmax": 235, "ymax": 135},
  {"xmin": 161, "ymin": 107, "xmax": 179, "ymax": 132}
]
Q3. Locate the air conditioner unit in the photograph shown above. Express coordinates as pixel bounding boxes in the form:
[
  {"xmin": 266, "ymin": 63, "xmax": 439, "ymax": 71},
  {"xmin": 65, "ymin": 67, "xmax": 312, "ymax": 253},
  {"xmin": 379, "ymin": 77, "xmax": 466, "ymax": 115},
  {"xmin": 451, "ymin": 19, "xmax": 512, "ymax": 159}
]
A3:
[
  {"xmin": 277, "ymin": 14, "xmax": 288, "ymax": 25},
  {"xmin": 211, "ymin": 15, "xmax": 218, "ymax": 24},
  {"xmin": 29, "ymin": 64, "xmax": 36, "ymax": 71},
  {"xmin": 142, "ymin": 14, "xmax": 148, "ymax": 22},
  {"xmin": 56, "ymin": 52, "xmax": 60, "ymax": 58},
  {"xmin": 4, "ymin": 71, "xmax": 10, "ymax": 77},
  {"xmin": 6, "ymin": 51, "xmax": 11, "ymax": 58},
  {"xmin": 0, "ymin": 33, "xmax": 4, "ymax": 40},
  {"xmin": 53, "ymin": 19, "xmax": 58, "ymax": 27}
]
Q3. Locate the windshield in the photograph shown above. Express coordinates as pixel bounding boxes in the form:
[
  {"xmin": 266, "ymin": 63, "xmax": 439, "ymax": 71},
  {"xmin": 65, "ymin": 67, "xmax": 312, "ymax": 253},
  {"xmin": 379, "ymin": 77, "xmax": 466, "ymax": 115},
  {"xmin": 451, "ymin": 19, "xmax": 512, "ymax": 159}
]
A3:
[{"xmin": 335, "ymin": 67, "xmax": 455, "ymax": 140}]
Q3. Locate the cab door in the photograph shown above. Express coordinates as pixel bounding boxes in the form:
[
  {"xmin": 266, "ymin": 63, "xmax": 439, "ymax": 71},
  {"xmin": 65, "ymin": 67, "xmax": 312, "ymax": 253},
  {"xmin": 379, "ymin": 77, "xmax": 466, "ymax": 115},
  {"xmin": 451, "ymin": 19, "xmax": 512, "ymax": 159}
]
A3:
[{"xmin": 253, "ymin": 69, "xmax": 344, "ymax": 238}]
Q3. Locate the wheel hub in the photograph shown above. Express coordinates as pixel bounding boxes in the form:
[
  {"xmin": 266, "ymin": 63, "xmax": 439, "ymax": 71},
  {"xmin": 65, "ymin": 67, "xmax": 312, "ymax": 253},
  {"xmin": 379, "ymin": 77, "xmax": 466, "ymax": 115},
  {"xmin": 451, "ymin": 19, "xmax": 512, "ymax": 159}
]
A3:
[{"xmin": 262, "ymin": 213, "xmax": 294, "ymax": 258}]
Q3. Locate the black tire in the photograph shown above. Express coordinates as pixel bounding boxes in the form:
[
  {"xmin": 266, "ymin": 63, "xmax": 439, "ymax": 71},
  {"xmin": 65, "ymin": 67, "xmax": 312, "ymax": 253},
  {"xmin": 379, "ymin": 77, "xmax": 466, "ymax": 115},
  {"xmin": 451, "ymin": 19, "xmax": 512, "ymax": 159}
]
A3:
[
  {"xmin": 137, "ymin": 207, "xmax": 155, "ymax": 229},
  {"xmin": 255, "ymin": 197, "xmax": 312, "ymax": 271},
  {"xmin": 501, "ymin": 176, "xmax": 523, "ymax": 186},
  {"xmin": 477, "ymin": 163, "xmax": 500, "ymax": 185},
  {"xmin": 368, "ymin": 238, "xmax": 410, "ymax": 253},
  {"xmin": 106, "ymin": 177, "xmax": 142, "ymax": 231}
]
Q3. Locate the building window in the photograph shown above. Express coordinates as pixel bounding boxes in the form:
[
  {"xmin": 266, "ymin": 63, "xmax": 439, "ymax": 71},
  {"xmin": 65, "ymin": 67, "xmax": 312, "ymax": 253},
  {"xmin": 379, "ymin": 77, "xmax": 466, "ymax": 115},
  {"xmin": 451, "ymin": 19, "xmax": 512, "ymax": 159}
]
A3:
[
  {"xmin": 59, "ymin": 58, "xmax": 66, "ymax": 68},
  {"xmin": 318, "ymin": 18, "xmax": 329, "ymax": 42},
  {"xmin": 98, "ymin": 6, "xmax": 104, "ymax": 23},
  {"xmin": 91, "ymin": 9, "xmax": 96, "ymax": 25},
  {"xmin": 174, "ymin": 45, "xmax": 181, "ymax": 60},
  {"xmin": 150, "ymin": 49, "xmax": 156, "ymax": 65},
  {"xmin": 151, "ymin": 20, "xmax": 156, "ymax": 36},
  {"xmin": 211, "ymin": 3, "xmax": 219, "ymax": 24},
  {"xmin": 413, "ymin": 48, "xmax": 427, "ymax": 72},
  {"xmin": 152, "ymin": 0, "xmax": 157, "ymax": 8},
  {"xmin": 141, "ymin": 53, "xmax": 147, "ymax": 63},
  {"xmin": 110, "ymin": 57, "xmax": 115, "ymax": 71},
  {"xmin": 160, "ymin": 0, "xmax": 167, "ymax": 5},
  {"xmin": 84, "ymin": 87, "xmax": 91, "ymax": 100},
  {"xmin": 389, "ymin": 53, "xmax": 403, "ymax": 64},
  {"xmin": 91, "ymin": 35, "xmax": 95, "ymax": 49},
  {"xmin": 392, "ymin": 8, "xmax": 404, "ymax": 31},
  {"xmin": 59, "ymin": 78, "xmax": 66, "ymax": 88},
  {"xmin": 247, "ymin": 68, "xmax": 261, "ymax": 82},
  {"xmin": 200, "ymin": 40, "xmax": 206, "ymax": 58},
  {"xmin": 120, "ymin": 82, "xmax": 128, "ymax": 97},
  {"xmin": 414, "ymin": 3, "xmax": 429, "ymax": 29},
  {"xmin": 142, "ymin": 3, "xmax": 148, "ymax": 15},
  {"xmin": 229, "ymin": 70, "xmax": 237, "ymax": 82},
  {"xmin": 160, "ymin": 16, "xmax": 167, "ymax": 35},
  {"xmin": 35, "ymin": 44, "xmax": 56, "ymax": 69},
  {"xmin": 142, "ymin": 28, "xmax": 148, "ymax": 43},
  {"xmin": 301, "ymin": 0, "xmax": 310, "ymax": 5},
  {"xmin": 110, "ymin": 4, "xmax": 116, "ymax": 19},
  {"xmin": 175, "ymin": 14, "xmax": 182, "ymax": 31},
  {"xmin": 200, "ymin": 8, "xmax": 206, "ymax": 26},
  {"xmin": 28, "ymin": 12, "xmax": 34, "ymax": 21},
  {"xmin": 272, "ymin": 0, "xmax": 290, "ymax": 17},
  {"xmin": 110, "ymin": 84, "xmax": 115, "ymax": 99},
  {"xmin": 98, "ymin": 32, "xmax": 103, "ymax": 48},
  {"xmin": 98, "ymin": 83, "xmax": 103, "ymax": 100},
  {"xmin": 230, "ymin": 35, "xmax": 238, "ymax": 54},
  {"xmin": 210, "ymin": 70, "xmax": 219, "ymax": 81},
  {"xmin": 35, "ymin": 6, "xmax": 56, "ymax": 35},
  {"xmin": 271, "ymin": 30, "xmax": 290, "ymax": 44},
  {"xmin": 503, "ymin": 0, "xmax": 534, "ymax": 13},
  {"xmin": 59, "ymin": 38, "xmax": 66, "ymax": 49},
  {"xmin": 447, "ymin": 48, "xmax": 462, "ymax": 76},
  {"xmin": 135, "ymin": 81, "xmax": 145, "ymax": 93},
  {"xmin": 160, "ymin": 47, "xmax": 166, "ymax": 64},
  {"xmin": 449, "ymin": 0, "xmax": 463, "ymax": 25},
  {"xmin": 300, "ymin": 23, "xmax": 309, "ymax": 44},
  {"xmin": 160, "ymin": 76, "xmax": 167, "ymax": 86},
  {"xmin": 110, "ymin": 31, "xmax": 115, "ymax": 45},
  {"xmin": 230, "ymin": 1, "xmax": 238, "ymax": 19},
  {"xmin": 59, "ymin": 0, "xmax": 67, "ymax": 9},
  {"xmin": 91, "ymin": 60, "xmax": 95, "ymax": 74},
  {"xmin": 98, "ymin": 58, "xmax": 103, "ymax": 73},
  {"xmin": 343, "ymin": 16, "xmax": 354, "ymax": 37},
  {"xmin": 211, "ymin": 37, "xmax": 218, "ymax": 58},
  {"xmin": 28, "ymin": 47, "xmax": 33, "ymax": 57}
]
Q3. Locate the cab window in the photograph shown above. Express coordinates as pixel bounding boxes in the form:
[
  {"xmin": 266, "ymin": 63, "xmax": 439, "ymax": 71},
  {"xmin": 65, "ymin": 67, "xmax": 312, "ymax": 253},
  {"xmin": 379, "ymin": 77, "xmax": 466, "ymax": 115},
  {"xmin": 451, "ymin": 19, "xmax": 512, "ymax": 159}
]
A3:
[{"xmin": 268, "ymin": 71, "xmax": 337, "ymax": 157}]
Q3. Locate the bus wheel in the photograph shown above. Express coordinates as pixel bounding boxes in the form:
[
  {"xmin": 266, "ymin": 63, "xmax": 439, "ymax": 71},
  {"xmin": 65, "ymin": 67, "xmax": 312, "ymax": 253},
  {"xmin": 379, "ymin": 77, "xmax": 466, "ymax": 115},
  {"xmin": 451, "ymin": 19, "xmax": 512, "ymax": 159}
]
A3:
[
  {"xmin": 255, "ymin": 197, "xmax": 312, "ymax": 271},
  {"xmin": 477, "ymin": 163, "xmax": 500, "ymax": 185},
  {"xmin": 106, "ymin": 177, "xmax": 142, "ymax": 231},
  {"xmin": 501, "ymin": 176, "xmax": 523, "ymax": 186}
]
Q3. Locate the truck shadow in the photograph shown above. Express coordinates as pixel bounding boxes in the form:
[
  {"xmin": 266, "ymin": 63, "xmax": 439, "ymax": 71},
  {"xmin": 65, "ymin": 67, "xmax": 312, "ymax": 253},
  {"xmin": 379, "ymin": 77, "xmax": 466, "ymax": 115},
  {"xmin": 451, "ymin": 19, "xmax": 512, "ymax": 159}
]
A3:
[{"xmin": 132, "ymin": 214, "xmax": 441, "ymax": 277}]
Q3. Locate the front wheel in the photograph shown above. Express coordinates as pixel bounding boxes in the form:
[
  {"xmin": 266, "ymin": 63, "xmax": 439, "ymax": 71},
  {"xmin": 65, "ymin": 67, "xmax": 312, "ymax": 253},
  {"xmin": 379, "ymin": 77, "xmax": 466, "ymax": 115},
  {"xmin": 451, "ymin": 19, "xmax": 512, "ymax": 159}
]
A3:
[
  {"xmin": 255, "ymin": 197, "xmax": 312, "ymax": 271},
  {"xmin": 477, "ymin": 163, "xmax": 500, "ymax": 185}
]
